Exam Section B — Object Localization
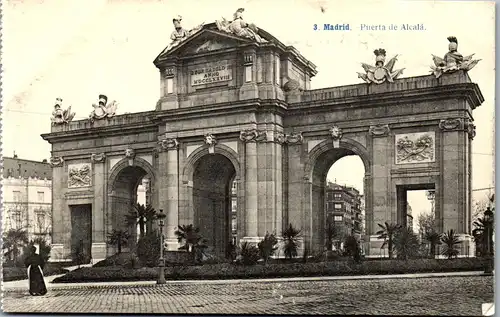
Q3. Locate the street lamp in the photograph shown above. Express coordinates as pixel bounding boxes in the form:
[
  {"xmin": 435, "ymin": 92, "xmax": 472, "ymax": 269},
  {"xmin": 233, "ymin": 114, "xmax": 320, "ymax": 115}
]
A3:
[
  {"xmin": 483, "ymin": 207, "xmax": 494, "ymax": 275},
  {"xmin": 157, "ymin": 209, "xmax": 167, "ymax": 284}
]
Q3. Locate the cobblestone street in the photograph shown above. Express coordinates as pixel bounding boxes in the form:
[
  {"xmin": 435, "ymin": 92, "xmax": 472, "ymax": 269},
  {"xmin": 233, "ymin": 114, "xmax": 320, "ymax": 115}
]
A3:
[{"xmin": 2, "ymin": 276, "xmax": 493, "ymax": 315}]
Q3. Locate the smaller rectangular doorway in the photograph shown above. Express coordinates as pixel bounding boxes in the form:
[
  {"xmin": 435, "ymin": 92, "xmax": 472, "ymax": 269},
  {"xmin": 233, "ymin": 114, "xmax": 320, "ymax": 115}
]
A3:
[
  {"xmin": 70, "ymin": 204, "xmax": 92, "ymax": 264},
  {"xmin": 396, "ymin": 184, "xmax": 435, "ymax": 237}
]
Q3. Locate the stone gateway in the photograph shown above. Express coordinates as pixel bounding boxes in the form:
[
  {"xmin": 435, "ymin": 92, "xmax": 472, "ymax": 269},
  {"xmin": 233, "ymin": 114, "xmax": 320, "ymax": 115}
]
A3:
[{"xmin": 42, "ymin": 20, "xmax": 483, "ymax": 262}]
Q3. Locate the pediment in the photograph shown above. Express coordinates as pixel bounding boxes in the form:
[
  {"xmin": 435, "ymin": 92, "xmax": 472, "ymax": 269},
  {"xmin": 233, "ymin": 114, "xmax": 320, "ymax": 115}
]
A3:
[{"xmin": 154, "ymin": 27, "xmax": 256, "ymax": 64}]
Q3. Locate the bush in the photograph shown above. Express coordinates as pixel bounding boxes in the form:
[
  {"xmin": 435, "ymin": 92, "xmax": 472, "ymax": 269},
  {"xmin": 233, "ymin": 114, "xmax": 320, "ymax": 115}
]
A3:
[
  {"xmin": 137, "ymin": 231, "xmax": 161, "ymax": 267},
  {"xmin": 239, "ymin": 241, "xmax": 260, "ymax": 266},
  {"xmin": 93, "ymin": 252, "xmax": 140, "ymax": 269},
  {"xmin": 52, "ymin": 257, "xmax": 488, "ymax": 283},
  {"xmin": 3, "ymin": 263, "xmax": 69, "ymax": 282},
  {"xmin": 258, "ymin": 233, "xmax": 278, "ymax": 264}
]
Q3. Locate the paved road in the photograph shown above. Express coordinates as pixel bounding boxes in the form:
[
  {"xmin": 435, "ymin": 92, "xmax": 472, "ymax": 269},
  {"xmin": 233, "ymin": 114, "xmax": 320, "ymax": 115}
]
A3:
[{"xmin": 2, "ymin": 275, "xmax": 494, "ymax": 315}]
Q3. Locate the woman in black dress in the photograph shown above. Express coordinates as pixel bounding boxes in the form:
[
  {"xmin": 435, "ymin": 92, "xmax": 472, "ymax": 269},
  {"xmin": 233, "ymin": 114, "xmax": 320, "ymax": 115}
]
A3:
[{"xmin": 24, "ymin": 246, "xmax": 47, "ymax": 296}]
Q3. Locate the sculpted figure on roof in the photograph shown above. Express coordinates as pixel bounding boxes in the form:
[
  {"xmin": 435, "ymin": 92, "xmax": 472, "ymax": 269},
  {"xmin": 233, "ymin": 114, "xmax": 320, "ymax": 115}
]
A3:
[{"xmin": 215, "ymin": 8, "xmax": 266, "ymax": 43}]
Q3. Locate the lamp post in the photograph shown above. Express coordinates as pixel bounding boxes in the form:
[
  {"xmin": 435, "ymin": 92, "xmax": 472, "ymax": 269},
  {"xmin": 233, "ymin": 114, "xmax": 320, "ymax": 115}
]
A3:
[
  {"xmin": 483, "ymin": 207, "xmax": 494, "ymax": 275},
  {"xmin": 157, "ymin": 209, "xmax": 167, "ymax": 284}
]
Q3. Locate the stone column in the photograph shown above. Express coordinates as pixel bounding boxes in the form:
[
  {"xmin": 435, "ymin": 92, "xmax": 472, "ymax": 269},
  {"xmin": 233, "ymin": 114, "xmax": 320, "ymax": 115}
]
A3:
[
  {"xmin": 91, "ymin": 153, "xmax": 107, "ymax": 260},
  {"xmin": 49, "ymin": 157, "xmax": 69, "ymax": 261},
  {"xmin": 367, "ymin": 124, "xmax": 391, "ymax": 256},
  {"xmin": 158, "ymin": 138, "xmax": 181, "ymax": 250},
  {"xmin": 241, "ymin": 132, "xmax": 259, "ymax": 244},
  {"xmin": 439, "ymin": 118, "xmax": 473, "ymax": 234}
]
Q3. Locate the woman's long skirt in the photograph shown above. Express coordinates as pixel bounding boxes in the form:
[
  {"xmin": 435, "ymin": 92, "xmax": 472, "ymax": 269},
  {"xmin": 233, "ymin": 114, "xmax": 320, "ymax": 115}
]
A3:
[{"xmin": 27, "ymin": 265, "xmax": 47, "ymax": 296}]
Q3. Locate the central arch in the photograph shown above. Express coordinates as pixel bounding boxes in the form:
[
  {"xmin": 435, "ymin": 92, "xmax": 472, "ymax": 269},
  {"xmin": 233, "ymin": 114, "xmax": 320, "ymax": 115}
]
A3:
[
  {"xmin": 191, "ymin": 152, "xmax": 237, "ymax": 259},
  {"xmin": 305, "ymin": 138, "xmax": 371, "ymax": 253}
]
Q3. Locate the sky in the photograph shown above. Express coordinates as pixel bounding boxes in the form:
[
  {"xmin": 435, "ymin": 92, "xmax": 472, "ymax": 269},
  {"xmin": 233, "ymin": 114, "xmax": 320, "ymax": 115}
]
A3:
[{"xmin": 2, "ymin": 0, "xmax": 495, "ymax": 227}]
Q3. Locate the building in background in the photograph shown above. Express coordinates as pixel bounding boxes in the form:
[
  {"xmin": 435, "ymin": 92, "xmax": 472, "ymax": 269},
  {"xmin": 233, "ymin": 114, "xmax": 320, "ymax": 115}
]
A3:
[
  {"xmin": 2, "ymin": 155, "xmax": 52, "ymax": 243},
  {"xmin": 325, "ymin": 182, "xmax": 363, "ymax": 242}
]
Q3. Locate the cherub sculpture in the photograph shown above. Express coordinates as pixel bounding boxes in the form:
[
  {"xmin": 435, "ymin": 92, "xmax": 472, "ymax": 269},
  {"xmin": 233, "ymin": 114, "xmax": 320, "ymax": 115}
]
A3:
[
  {"xmin": 430, "ymin": 36, "xmax": 480, "ymax": 78},
  {"xmin": 89, "ymin": 94, "xmax": 118, "ymax": 122},
  {"xmin": 215, "ymin": 8, "xmax": 266, "ymax": 43},
  {"xmin": 163, "ymin": 15, "xmax": 204, "ymax": 53},
  {"xmin": 50, "ymin": 98, "xmax": 75, "ymax": 125},
  {"xmin": 357, "ymin": 49, "xmax": 405, "ymax": 84}
]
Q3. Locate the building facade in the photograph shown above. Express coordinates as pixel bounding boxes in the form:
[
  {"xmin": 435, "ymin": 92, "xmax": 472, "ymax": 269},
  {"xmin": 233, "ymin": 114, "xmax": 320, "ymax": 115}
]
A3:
[
  {"xmin": 325, "ymin": 183, "xmax": 363, "ymax": 241},
  {"xmin": 2, "ymin": 156, "xmax": 52, "ymax": 244},
  {"xmin": 42, "ymin": 20, "xmax": 483, "ymax": 261}
]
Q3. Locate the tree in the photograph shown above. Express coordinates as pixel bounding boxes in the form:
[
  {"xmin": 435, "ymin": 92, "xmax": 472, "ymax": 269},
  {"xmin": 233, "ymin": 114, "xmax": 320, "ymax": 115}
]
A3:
[
  {"xmin": 282, "ymin": 223, "xmax": 302, "ymax": 260},
  {"xmin": 417, "ymin": 211, "xmax": 435, "ymax": 241},
  {"xmin": 472, "ymin": 217, "xmax": 487, "ymax": 257},
  {"xmin": 258, "ymin": 232, "xmax": 278, "ymax": 264},
  {"xmin": 424, "ymin": 230, "xmax": 442, "ymax": 258},
  {"xmin": 239, "ymin": 241, "xmax": 260, "ymax": 265},
  {"xmin": 393, "ymin": 227, "xmax": 420, "ymax": 260},
  {"xmin": 3, "ymin": 228, "xmax": 29, "ymax": 265},
  {"xmin": 376, "ymin": 222, "xmax": 402, "ymax": 259},
  {"xmin": 441, "ymin": 229, "xmax": 461, "ymax": 259},
  {"xmin": 325, "ymin": 220, "xmax": 336, "ymax": 251},
  {"xmin": 107, "ymin": 229, "xmax": 130, "ymax": 254},
  {"xmin": 174, "ymin": 224, "xmax": 208, "ymax": 263}
]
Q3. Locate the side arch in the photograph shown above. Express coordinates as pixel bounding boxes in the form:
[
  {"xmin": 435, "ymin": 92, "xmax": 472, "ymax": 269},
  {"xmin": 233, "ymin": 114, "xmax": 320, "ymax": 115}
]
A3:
[
  {"xmin": 108, "ymin": 156, "xmax": 156, "ymax": 194},
  {"xmin": 304, "ymin": 138, "xmax": 372, "ymax": 181}
]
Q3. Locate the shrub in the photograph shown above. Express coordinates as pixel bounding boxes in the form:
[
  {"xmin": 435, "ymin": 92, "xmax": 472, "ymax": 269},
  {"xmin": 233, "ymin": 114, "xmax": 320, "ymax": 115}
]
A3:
[
  {"xmin": 393, "ymin": 227, "xmax": 420, "ymax": 260},
  {"xmin": 107, "ymin": 229, "xmax": 130, "ymax": 254},
  {"xmin": 441, "ymin": 229, "xmax": 461, "ymax": 259},
  {"xmin": 93, "ymin": 252, "xmax": 140, "ymax": 269},
  {"xmin": 52, "ymin": 258, "xmax": 488, "ymax": 283},
  {"xmin": 282, "ymin": 224, "xmax": 302, "ymax": 260},
  {"xmin": 344, "ymin": 235, "xmax": 362, "ymax": 263},
  {"xmin": 137, "ymin": 231, "xmax": 161, "ymax": 267},
  {"xmin": 3, "ymin": 263, "xmax": 69, "ymax": 282},
  {"xmin": 258, "ymin": 233, "xmax": 278, "ymax": 264},
  {"xmin": 239, "ymin": 241, "xmax": 260, "ymax": 265}
]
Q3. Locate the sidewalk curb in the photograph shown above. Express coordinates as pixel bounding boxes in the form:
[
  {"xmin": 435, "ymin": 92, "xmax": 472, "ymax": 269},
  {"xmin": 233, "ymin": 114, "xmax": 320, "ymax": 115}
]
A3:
[{"xmin": 2, "ymin": 271, "xmax": 490, "ymax": 293}]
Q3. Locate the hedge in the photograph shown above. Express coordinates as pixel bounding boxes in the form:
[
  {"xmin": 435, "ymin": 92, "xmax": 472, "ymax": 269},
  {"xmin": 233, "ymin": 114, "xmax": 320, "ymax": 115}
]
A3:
[
  {"xmin": 3, "ymin": 264, "xmax": 69, "ymax": 282},
  {"xmin": 52, "ymin": 258, "xmax": 488, "ymax": 283}
]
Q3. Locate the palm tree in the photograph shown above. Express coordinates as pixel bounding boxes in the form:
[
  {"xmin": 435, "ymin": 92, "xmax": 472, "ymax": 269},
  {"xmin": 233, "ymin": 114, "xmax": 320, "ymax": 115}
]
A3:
[
  {"xmin": 174, "ymin": 224, "xmax": 208, "ymax": 263},
  {"xmin": 441, "ymin": 229, "xmax": 461, "ymax": 259},
  {"xmin": 424, "ymin": 230, "xmax": 442, "ymax": 258},
  {"xmin": 376, "ymin": 222, "xmax": 402, "ymax": 259},
  {"xmin": 143, "ymin": 204, "xmax": 158, "ymax": 235},
  {"xmin": 107, "ymin": 229, "xmax": 130, "ymax": 254},
  {"xmin": 126, "ymin": 203, "xmax": 147, "ymax": 239},
  {"xmin": 282, "ymin": 223, "xmax": 302, "ymax": 260},
  {"xmin": 258, "ymin": 232, "xmax": 278, "ymax": 264},
  {"xmin": 2, "ymin": 229, "xmax": 29, "ymax": 264},
  {"xmin": 393, "ymin": 227, "xmax": 419, "ymax": 260}
]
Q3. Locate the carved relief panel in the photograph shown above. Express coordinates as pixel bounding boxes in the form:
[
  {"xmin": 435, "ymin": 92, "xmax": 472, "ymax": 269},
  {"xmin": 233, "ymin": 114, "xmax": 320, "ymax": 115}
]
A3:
[
  {"xmin": 68, "ymin": 163, "xmax": 92, "ymax": 188},
  {"xmin": 395, "ymin": 132, "xmax": 435, "ymax": 164}
]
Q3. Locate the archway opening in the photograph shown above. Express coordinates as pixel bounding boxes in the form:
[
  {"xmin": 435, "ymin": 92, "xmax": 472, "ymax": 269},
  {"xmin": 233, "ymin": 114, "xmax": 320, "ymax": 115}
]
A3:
[
  {"xmin": 192, "ymin": 153, "xmax": 236, "ymax": 259},
  {"xmin": 312, "ymin": 148, "xmax": 366, "ymax": 254},
  {"xmin": 110, "ymin": 165, "xmax": 152, "ymax": 253}
]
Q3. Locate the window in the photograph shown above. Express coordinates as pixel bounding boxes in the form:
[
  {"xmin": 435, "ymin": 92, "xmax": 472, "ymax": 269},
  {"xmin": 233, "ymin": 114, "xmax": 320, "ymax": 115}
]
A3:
[
  {"xmin": 334, "ymin": 215, "xmax": 343, "ymax": 222},
  {"xmin": 326, "ymin": 202, "xmax": 336, "ymax": 211},
  {"xmin": 166, "ymin": 78, "xmax": 174, "ymax": 94},
  {"xmin": 334, "ymin": 193, "xmax": 342, "ymax": 199},
  {"xmin": 37, "ymin": 191, "xmax": 44, "ymax": 202},
  {"xmin": 334, "ymin": 203, "xmax": 342, "ymax": 209},
  {"xmin": 232, "ymin": 200, "xmax": 237, "ymax": 211},
  {"xmin": 245, "ymin": 65, "xmax": 252, "ymax": 82},
  {"xmin": 232, "ymin": 217, "xmax": 237, "ymax": 232},
  {"xmin": 327, "ymin": 192, "xmax": 334, "ymax": 200},
  {"xmin": 13, "ymin": 191, "xmax": 21, "ymax": 202},
  {"xmin": 11, "ymin": 211, "xmax": 22, "ymax": 229},
  {"xmin": 36, "ymin": 212, "xmax": 46, "ymax": 233}
]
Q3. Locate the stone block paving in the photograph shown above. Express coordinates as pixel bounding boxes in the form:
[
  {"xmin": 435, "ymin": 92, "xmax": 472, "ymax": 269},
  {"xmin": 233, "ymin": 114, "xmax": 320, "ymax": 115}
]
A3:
[{"xmin": 2, "ymin": 276, "xmax": 494, "ymax": 315}]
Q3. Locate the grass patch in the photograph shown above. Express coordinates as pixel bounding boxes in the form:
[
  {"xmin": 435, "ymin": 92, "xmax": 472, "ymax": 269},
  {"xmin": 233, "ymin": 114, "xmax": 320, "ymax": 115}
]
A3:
[
  {"xmin": 52, "ymin": 258, "xmax": 487, "ymax": 283},
  {"xmin": 3, "ymin": 263, "xmax": 69, "ymax": 282}
]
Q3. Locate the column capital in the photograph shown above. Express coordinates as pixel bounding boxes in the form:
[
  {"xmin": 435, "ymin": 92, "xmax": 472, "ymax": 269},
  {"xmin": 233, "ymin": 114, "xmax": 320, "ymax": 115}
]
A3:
[
  {"xmin": 90, "ymin": 153, "xmax": 106, "ymax": 164},
  {"xmin": 368, "ymin": 124, "xmax": 390, "ymax": 137},
  {"xmin": 240, "ymin": 129, "xmax": 267, "ymax": 143},
  {"xmin": 158, "ymin": 138, "xmax": 180, "ymax": 151},
  {"xmin": 49, "ymin": 156, "xmax": 64, "ymax": 167},
  {"xmin": 439, "ymin": 118, "xmax": 476, "ymax": 139}
]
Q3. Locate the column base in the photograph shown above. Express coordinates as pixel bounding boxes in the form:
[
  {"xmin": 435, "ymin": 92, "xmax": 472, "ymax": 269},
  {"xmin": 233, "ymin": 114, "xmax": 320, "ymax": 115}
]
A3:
[
  {"xmin": 240, "ymin": 236, "xmax": 263, "ymax": 246},
  {"xmin": 91, "ymin": 242, "xmax": 107, "ymax": 263},
  {"xmin": 48, "ymin": 244, "xmax": 72, "ymax": 262},
  {"xmin": 364, "ymin": 235, "xmax": 389, "ymax": 258},
  {"xmin": 165, "ymin": 238, "xmax": 181, "ymax": 251}
]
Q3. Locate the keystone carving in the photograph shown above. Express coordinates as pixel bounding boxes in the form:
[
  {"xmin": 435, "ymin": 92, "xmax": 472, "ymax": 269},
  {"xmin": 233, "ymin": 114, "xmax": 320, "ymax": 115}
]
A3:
[
  {"xmin": 240, "ymin": 129, "xmax": 267, "ymax": 142},
  {"xmin": 125, "ymin": 148, "xmax": 135, "ymax": 165},
  {"xmin": 90, "ymin": 153, "xmax": 106, "ymax": 163},
  {"xmin": 158, "ymin": 138, "xmax": 179, "ymax": 151},
  {"xmin": 49, "ymin": 156, "xmax": 64, "ymax": 167},
  {"xmin": 330, "ymin": 125, "xmax": 343, "ymax": 148},
  {"xmin": 204, "ymin": 133, "xmax": 217, "ymax": 154},
  {"xmin": 369, "ymin": 124, "xmax": 390, "ymax": 137}
]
